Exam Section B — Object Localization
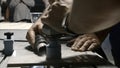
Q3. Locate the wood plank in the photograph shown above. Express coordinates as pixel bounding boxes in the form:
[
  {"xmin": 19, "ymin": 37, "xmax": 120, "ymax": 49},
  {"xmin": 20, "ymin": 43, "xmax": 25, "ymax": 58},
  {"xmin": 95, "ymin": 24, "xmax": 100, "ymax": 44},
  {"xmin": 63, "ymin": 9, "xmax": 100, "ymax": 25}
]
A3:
[
  {"xmin": 0, "ymin": 38, "xmax": 115, "ymax": 67},
  {"xmin": 0, "ymin": 23, "xmax": 32, "ymax": 29},
  {"xmin": 0, "ymin": 53, "xmax": 4, "ymax": 63},
  {"xmin": 0, "ymin": 29, "xmax": 28, "ymax": 41},
  {"xmin": 0, "ymin": 56, "xmax": 10, "ymax": 68},
  {"xmin": 0, "ymin": 52, "xmax": 7, "ymax": 68},
  {"xmin": 7, "ymin": 41, "xmax": 114, "ymax": 67},
  {"xmin": 0, "ymin": 41, "xmax": 4, "ymax": 51}
]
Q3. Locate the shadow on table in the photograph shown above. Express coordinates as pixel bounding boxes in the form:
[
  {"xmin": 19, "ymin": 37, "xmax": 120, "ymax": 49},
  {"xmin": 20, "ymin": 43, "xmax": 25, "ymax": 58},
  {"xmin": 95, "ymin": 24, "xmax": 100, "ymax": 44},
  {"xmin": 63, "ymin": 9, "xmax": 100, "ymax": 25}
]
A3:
[{"xmin": 25, "ymin": 45, "xmax": 46, "ymax": 56}]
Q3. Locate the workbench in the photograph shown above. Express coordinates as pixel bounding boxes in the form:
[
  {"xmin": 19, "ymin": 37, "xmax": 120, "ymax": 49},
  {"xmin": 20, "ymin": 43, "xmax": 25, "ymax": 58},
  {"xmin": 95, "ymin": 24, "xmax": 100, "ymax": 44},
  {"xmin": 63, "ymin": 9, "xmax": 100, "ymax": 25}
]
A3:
[
  {"xmin": 0, "ymin": 40, "xmax": 117, "ymax": 68},
  {"xmin": 0, "ymin": 23, "xmax": 118, "ymax": 68}
]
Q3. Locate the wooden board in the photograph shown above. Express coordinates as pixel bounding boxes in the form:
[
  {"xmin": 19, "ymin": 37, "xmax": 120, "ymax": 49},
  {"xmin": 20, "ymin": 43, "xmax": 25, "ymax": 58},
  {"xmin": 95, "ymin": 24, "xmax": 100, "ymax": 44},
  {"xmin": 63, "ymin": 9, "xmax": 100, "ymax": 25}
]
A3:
[
  {"xmin": 0, "ymin": 57, "xmax": 10, "ymax": 68},
  {"xmin": 0, "ymin": 28, "xmax": 116, "ymax": 67},
  {"xmin": 0, "ymin": 53, "xmax": 4, "ymax": 63},
  {"xmin": 0, "ymin": 41, "xmax": 4, "ymax": 51},
  {"xmin": 5, "ymin": 41, "xmax": 114, "ymax": 67},
  {"xmin": 0, "ymin": 23, "xmax": 32, "ymax": 29},
  {"xmin": 0, "ymin": 23, "xmax": 32, "ymax": 41},
  {"xmin": 0, "ymin": 29, "xmax": 28, "ymax": 41}
]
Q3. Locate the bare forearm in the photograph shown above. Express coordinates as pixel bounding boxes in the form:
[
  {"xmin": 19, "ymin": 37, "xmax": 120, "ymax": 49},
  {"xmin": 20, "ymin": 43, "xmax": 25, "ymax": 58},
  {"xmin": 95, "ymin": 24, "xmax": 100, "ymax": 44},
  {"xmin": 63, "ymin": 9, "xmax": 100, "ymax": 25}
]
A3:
[{"xmin": 95, "ymin": 28, "xmax": 111, "ymax": 43}]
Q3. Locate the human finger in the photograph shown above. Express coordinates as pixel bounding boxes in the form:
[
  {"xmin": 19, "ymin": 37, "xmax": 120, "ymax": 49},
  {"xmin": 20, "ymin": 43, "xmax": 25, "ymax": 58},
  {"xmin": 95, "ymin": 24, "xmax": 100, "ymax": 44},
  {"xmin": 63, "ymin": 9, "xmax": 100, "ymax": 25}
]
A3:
[
  {"xmin": 78, "ymin": 40, "xmax": 92, "ymax": 51},
  {"xmin": 71, "ymin": 37, "xmax": 88, "ymax": 51},
  {"xmin": 87, "ymin": 43, "xmax": 98, "ymax": 50}
]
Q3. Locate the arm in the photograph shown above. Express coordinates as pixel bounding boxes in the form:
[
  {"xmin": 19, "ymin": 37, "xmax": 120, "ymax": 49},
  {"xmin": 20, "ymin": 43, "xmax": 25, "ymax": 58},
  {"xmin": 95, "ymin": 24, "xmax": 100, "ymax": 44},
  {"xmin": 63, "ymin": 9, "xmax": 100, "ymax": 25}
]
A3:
[
  {"xmin": 25, "ymin": 1, "xmax": 50, "ymax": 48},
  {"xmin": 9, "ymin": 0, "xmax": 20, "ymax": 8},
  {"xmin": 5, "ymin": 7, "xmax": 10, "ymax": 21},
  {"xmin": 26, "ymin": 18, "xmax": 44, "ymax": 48},
  {"xmin": 26, "ymin": 0, "xmax": 72, "ymax": 48}
]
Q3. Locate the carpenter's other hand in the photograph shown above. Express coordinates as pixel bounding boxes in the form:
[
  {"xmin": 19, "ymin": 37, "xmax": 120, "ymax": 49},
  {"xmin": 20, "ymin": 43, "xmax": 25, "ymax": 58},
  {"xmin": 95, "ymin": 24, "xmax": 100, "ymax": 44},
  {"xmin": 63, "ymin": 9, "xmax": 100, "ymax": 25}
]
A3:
[{"xmin": 68, "ymin": 34, "xmax": 100, "ymax": 51}]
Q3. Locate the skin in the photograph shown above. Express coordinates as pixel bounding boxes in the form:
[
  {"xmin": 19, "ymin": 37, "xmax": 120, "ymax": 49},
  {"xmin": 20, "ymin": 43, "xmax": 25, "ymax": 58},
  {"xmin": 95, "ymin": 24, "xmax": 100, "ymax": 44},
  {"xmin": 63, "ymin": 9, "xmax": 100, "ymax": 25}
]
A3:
[
  {"xmin": 26, "ymin": 18, "xmax": 44, "ymax": 48},
  {"xmin": 26, "ymin": 0, "xmax": 109, "ymax": 51},
  {"xmin": 69, "ymin": 28, "xmax": 110, "ymax": 51}
]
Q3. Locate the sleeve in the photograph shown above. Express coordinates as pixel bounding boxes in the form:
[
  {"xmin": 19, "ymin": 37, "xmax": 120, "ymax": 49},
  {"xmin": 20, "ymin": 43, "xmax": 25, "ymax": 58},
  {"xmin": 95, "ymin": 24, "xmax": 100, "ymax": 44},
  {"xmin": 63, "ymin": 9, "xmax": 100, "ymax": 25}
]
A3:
[
  {"xmin": 22, "ymin": 0, "xmax": 35, "ymax": 7},
  {"xmin": 9, "ymin": 0, "xmax": 20, "ymax": 7}
]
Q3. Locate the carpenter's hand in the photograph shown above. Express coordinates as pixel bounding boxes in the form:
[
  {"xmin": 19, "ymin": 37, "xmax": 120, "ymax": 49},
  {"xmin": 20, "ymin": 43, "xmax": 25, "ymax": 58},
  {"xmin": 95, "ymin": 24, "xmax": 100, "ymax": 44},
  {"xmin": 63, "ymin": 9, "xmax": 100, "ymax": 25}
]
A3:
[
  {"xmin": 26, "ymin": 28, "xmax": 36, "ymax": 48},
  {"xmin": 26, "ymin": 19, "xmax": 43, "ymax": 48},
  {"xmin": 68, "ymin": 34, "xmax": 101, "ymax": 51}
]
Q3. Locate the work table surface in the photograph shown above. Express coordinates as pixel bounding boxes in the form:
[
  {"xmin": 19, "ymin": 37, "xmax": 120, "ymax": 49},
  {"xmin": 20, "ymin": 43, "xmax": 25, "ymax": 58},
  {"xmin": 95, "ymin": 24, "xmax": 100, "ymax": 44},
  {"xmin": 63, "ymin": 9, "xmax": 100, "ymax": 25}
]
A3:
[
  {"xmin": 0, "ymin": 40, "xmax": 115, "ymax": 67},
  {"xmin": 0, "ymin": 26, "xmax": 116, "ymax": 68}
]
